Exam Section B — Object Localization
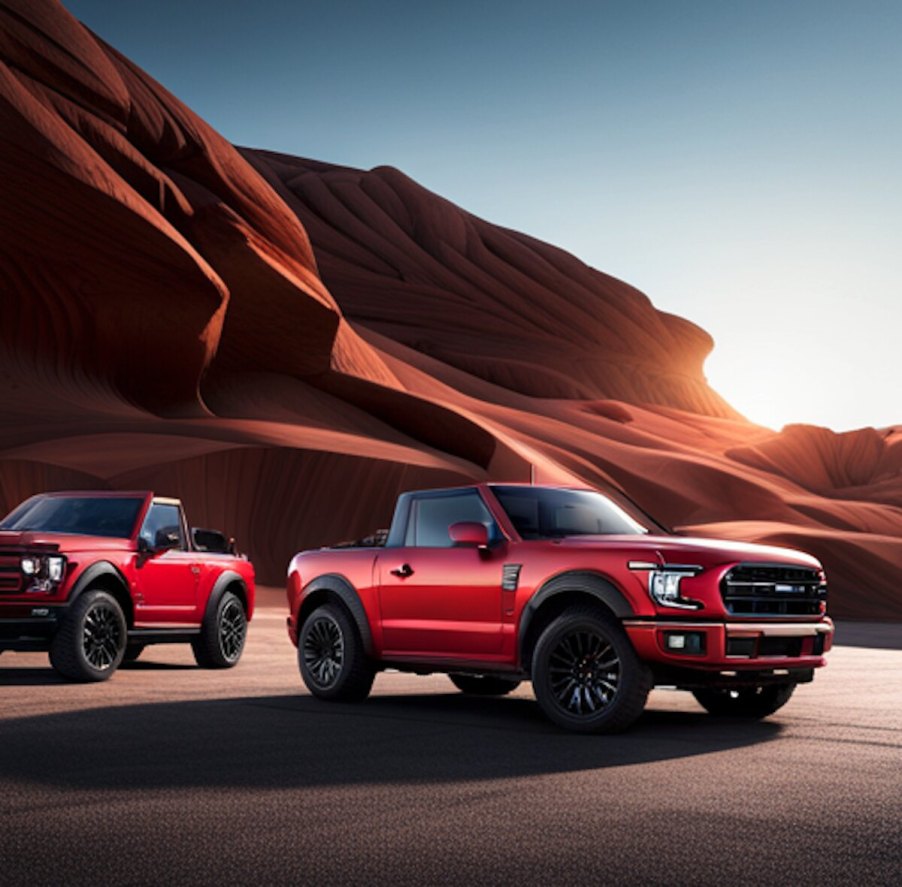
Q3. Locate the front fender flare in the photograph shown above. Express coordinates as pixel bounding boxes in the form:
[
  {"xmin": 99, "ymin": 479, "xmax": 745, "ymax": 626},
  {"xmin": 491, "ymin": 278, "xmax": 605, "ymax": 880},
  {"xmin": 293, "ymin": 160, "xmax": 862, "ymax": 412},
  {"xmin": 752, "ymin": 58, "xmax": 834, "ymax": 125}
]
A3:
[
  {"xmin": 518, "ymin": 570, "xmax": 635, "ymax": 663},
  {"xmin": 67, "ymin": 561, "xmax": 129, "ymax": 602}
]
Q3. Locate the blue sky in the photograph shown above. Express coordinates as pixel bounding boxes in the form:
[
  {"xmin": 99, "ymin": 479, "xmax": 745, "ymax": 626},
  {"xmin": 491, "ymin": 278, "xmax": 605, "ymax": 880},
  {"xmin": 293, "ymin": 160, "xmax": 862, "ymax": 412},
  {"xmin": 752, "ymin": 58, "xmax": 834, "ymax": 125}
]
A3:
[{"xmin": 66, "ymin": 0, "xmax": 901, "ymax": 431}]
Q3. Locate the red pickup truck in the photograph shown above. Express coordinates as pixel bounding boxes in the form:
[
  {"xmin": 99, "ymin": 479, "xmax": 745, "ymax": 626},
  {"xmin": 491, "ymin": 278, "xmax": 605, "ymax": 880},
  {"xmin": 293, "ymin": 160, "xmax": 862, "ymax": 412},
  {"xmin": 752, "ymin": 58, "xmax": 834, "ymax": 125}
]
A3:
[
  {"xmin": 287, "ymin": 483, "xmax": 833, "ymax": 733},
  {"xmin": 0, "ymin": 491, "xmax": 255, "ymax": 681}
]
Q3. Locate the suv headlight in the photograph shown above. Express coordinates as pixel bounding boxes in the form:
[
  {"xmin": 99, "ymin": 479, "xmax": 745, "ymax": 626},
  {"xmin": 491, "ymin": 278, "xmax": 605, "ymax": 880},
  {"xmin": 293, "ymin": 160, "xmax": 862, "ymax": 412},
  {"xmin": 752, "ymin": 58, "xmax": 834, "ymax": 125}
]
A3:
[
  {"xmin": 20, "ymin": 555, "xmax": 67, "ymax": 591},
  {"xmin": 647, "ymin": 567, "xmax": 703, "ymax": 610}
]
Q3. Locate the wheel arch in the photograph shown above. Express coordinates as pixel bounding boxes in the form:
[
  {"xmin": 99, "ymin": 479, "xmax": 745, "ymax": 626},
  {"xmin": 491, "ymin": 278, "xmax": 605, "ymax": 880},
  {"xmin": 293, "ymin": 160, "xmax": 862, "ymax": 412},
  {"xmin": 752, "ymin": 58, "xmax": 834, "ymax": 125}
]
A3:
[
  {"xmin": 68, "ymin": 562, "xmax": 134, "ymax": 627},
  {"xmin": 203, "ymin": 570, "xmax": 250, "ymax": 622},
  {"xmin": 518, "ymin": 570, "xmax": 634, "ymax": 674},
  {"xmin": 298, "ymin": 574, "xmax": 373, "ymax": 656}
]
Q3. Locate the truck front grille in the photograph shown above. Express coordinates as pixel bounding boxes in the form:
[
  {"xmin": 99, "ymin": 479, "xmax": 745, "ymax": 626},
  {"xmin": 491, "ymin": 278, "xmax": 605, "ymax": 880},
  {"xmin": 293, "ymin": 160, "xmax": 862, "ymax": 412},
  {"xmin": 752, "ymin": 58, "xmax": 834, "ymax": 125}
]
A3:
[
  {"xmin": 0, "ymin": 555, "xmax": 23, "ymax": 593},
  {"xmin": 721, "ymin": 563, "xmax": 825, "ymax": 616}
]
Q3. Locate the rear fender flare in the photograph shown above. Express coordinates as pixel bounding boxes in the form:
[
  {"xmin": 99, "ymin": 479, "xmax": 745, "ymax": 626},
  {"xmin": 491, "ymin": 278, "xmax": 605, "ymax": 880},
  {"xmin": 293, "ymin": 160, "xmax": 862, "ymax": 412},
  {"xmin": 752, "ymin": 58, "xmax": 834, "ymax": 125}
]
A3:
[
  {"xmin": 299, "ymin": 574, "xmax": 373, "ymax": 655},
  {"xmin": 202, "ymin": 570, "xmax": 249, "ymax": 622}
]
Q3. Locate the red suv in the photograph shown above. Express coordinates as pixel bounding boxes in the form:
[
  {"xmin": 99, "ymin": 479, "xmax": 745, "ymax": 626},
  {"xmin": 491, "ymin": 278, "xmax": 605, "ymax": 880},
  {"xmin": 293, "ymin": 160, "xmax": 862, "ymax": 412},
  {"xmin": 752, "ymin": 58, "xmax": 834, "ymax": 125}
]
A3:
[
  {"xmin": 287, "ymin": 484, "xmax": 833, "ymax": 733},
  {"xmin": 0, "ymin": 491, "xmax": 255, "ymax": 681}
]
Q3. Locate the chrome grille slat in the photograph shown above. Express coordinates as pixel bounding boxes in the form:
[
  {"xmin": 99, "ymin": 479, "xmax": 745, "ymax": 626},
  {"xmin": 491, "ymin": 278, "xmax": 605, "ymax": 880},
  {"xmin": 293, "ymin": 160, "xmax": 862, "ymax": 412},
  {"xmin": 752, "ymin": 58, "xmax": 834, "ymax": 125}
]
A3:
[{"xmin": 721, "ymin": 563, "xmax": 825, "ymax": 617}]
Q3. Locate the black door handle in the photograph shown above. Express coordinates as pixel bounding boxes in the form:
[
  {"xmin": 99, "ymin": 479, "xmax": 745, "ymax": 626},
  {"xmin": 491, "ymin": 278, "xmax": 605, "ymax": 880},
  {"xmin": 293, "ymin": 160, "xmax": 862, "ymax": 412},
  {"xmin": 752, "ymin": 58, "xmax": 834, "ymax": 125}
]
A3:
[{"xmin": 390, "ymin": 563, "xmax": 414, "ymax": 578}]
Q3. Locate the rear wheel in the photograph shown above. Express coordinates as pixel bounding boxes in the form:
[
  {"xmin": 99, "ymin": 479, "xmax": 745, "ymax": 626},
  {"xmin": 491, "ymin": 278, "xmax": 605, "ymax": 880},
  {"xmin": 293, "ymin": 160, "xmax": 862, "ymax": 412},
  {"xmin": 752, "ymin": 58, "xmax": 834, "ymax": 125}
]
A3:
[
  {"xmin": 531, "ymin": 607, "xmax": 650, "ymax": 733},
  {"xmin": 692, "ymin": 684, "xmax": 796, "ymax": 718},
  {"xmin": 299, "ymin": 604, "xmax": 374, "ymax": 701},
  {"xmin": 449, "ymin": 674, "xmax": 521, "ymax": 696},
  {"xmin": 192, "ymin": 590, "xmax": 247, "ymax": 668},
  {"xmin": 50, "ymin": 590, "xmax": 126, "ymax": 682}
]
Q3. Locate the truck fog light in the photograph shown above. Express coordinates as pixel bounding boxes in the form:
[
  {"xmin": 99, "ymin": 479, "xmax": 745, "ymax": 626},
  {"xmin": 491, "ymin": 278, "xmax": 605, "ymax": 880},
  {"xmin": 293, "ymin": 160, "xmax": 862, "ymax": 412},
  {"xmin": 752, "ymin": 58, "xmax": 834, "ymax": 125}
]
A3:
[{"xmin": 664, "ymin": 631, "xmax": 705, "ymax": 655}]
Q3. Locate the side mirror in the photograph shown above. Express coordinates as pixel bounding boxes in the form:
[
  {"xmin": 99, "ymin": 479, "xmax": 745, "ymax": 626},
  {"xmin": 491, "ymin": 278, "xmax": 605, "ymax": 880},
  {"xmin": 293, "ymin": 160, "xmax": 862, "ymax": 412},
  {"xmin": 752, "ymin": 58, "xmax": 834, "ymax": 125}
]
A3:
[
  {"xmin": 449, "ymin": 521, "xmax": 489, "ymax": 548},
  {"xmin": 192, "ymin": 527, "xmax": 233, "ymax": 554},
  {"xmin": 154, "ymin": 528, "xmax": 181, "ymax": 551}
]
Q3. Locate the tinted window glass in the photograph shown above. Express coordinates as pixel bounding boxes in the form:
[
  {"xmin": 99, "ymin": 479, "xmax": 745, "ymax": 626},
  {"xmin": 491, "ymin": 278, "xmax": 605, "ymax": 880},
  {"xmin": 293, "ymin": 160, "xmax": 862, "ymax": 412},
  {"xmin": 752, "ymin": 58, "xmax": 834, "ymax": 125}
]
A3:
[
  {"xmin": 409, "ymin": 492, "xmax": 497, "ymax": 548},
  {"xmin": 0, "ymin": 496, "xmax": 144, "ymax": 538},
  {"xmin": 491, "ymin": 486, "xmax": 647, "ymax": 539},
  {"xmin": 139, "ymin": 503, "xmax": 185, "ymax": 550}
]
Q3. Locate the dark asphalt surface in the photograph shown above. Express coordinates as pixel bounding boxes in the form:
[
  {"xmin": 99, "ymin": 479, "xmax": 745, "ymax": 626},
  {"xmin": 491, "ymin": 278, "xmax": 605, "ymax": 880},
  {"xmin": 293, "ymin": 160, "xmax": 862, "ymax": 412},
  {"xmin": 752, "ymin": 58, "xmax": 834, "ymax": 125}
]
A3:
[{"xmin": 1, "ymin": 608, "xmax": 900, "ymax": 886}]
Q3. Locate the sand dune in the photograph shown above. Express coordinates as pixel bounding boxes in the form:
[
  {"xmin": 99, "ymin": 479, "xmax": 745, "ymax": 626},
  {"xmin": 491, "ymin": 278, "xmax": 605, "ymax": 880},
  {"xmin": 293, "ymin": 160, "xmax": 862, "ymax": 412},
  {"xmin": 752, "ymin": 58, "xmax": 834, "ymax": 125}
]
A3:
[{"xmin": 0, "ymin": 1, "xmax": 898, "ymax": 618}]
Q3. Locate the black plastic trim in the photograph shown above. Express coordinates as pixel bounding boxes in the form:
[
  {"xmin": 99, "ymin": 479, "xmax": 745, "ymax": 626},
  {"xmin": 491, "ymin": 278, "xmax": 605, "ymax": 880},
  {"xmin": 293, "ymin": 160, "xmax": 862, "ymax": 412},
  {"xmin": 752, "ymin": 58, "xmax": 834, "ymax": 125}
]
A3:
[
  {"xmin": 300, "ymin": 574, "xmax": 374, "ymax": 655},
  {"xmin": 518, "ymin": 570, "xmax": 635, "ymax": 666},
  {"xmin": 68, "ymin": 561, "xmax": 130, "ymax": 602},
  {"xmin": 201, "ymin": 570, "xmax": 248, "ymax": 624}
]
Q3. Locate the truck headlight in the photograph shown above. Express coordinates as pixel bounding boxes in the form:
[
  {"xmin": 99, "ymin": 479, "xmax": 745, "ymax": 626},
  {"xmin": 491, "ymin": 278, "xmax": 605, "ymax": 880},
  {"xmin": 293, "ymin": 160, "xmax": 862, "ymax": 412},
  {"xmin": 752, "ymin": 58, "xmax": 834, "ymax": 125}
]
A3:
[
  {"xmin": 648, "ymin": 568, "xmax": 703, "ymax": 610},
  {"xmin": 20, "ymin": 554, "xmax": 67, "ymax": 591}
]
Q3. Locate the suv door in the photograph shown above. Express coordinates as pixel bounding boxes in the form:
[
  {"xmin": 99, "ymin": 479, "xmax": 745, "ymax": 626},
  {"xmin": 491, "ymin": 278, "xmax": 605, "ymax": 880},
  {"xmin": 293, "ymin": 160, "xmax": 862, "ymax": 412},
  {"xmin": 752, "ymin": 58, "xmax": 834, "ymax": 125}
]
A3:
[
  {"xmin": 376, "ymin": 490, "xmax": 506, "ymax": 658},
  {"xmin": 134, "ymin": 501, "xmax": 199, "ymax": 624}
]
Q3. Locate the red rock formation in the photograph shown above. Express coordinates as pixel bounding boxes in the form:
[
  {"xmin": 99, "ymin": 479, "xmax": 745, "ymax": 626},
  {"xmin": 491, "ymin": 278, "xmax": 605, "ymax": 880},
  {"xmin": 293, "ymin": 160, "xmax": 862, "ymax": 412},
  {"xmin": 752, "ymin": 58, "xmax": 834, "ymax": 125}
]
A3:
[{"xmin": 0, "ymin": 0, "xmax": 899, "ymax": 619}]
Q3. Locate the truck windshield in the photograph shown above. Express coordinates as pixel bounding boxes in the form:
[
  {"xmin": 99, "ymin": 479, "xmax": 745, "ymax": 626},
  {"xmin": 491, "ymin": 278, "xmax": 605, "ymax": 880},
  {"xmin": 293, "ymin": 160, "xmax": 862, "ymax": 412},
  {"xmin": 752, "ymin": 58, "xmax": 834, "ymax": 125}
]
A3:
[
  {"xmin": 0, "ymin": 496, "xmax": 144, "ymax": 538},
  {"xmin": 490, "ymin": 486, "xmax": 648, "ymax": 539}
]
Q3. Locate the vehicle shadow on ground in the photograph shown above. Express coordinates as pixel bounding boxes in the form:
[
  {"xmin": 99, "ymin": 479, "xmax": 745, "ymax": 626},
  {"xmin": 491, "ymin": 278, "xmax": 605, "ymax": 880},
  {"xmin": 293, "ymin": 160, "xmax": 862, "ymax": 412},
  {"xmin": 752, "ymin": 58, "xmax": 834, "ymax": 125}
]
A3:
[
  {"xmin": 0, "ymin": 662, "xmax": 198, "ymax": 684},
  {"xmin": 0, "ymin": 691, "xmax": 782, "ymax": 791}
]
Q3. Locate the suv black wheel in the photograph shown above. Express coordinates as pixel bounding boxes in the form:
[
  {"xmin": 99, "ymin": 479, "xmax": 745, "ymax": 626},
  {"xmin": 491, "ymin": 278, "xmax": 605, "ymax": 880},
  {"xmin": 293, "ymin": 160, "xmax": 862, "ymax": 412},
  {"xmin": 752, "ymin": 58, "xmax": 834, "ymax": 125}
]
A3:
[
  {"xmin": 449, "ymin": 674, "xmax": 521, "ymax": 696},
  {"xmin": 49, "ymin": 590, "xmax": 127, "ymax": 682},
  {"xmin": 191, "ymin": 590, "xmax": 247, "ymax": 668},
  {"xmin": 692, "ymin": 684, "xmax": 796, "ymax": 718},
  {"xmin": 531, "ymin": 607, "xmax": 650, "ymax": 733},
  {"xmin": 299, "ymin": 603, "xmax": 374, "ymax": 702}
]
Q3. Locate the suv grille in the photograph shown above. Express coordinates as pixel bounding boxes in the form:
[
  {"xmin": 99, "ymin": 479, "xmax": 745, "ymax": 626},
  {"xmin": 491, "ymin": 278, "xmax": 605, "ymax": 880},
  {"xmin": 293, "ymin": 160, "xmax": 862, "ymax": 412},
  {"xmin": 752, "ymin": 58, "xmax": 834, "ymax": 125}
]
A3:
[
  {"xmin": 0, "ymin": 555, "xmax": 23, "ymax": 593},
  {"xmin": 721, "ymin": 563, "xmax": 825, "ymax": 616}
]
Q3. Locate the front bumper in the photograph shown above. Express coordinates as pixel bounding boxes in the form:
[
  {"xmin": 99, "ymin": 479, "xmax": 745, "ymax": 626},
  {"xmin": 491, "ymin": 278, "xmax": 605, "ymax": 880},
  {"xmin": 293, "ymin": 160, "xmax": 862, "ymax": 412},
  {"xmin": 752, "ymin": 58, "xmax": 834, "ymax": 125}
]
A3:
[
  {"xmin": 0, "ymin": 604, "xmax": 67, "ymax": 650},
  {"xmin": 624, "ymin": 617, "xmax": 834, "ymax": 681}
]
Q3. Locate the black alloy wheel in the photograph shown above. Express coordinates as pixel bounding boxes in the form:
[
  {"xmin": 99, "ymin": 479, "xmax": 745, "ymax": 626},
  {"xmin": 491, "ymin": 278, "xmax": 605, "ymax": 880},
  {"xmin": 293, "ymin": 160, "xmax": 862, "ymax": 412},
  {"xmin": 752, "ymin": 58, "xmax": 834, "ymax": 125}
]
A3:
[
  {"xmin": 49, "ymin": 590, "xmax": 127, "ymax": 682},
  {"xmin": 302, "ymin": 612, "xmax": 345, "ymax": 689},
  {"xmin": 547, "ymin": 628, "xmax": 622, "ymax": 716},
  {"xmin": 532, "ymin": 607, "xmax": 650, "ymax": 733},
  {"xmin": 298, "ymin": 603, "xmax": 374, "ymax": 701},
  {"xmin": 192, "ymin": 590, "xmax": 247, "ymax": 668},
  {"xmin": 218, "ymin": 595, "xmax": 247, "ymax": 663},
  {"xmin": 82, "ymin": 601, "xmax": 124, "ymax": 670}
]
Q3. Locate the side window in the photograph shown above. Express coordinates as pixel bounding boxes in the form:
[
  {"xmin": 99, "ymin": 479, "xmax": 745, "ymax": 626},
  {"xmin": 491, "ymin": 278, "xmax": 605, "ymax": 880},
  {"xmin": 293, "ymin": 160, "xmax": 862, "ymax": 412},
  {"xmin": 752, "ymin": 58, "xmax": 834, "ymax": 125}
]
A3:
[
  {"xmin": 140, "ymin": 503, "xmax": 185, "ymax": 550},
  {"xmin": 407, "ymin": 492, "xmax": 497, "ymax": 548}
]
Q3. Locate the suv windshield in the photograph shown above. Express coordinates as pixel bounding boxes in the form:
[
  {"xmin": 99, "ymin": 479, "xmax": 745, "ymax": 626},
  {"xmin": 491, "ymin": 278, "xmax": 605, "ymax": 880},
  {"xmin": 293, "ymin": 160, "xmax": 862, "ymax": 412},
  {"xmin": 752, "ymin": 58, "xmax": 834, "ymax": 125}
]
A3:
[
  {"xmin": 490, "ymin": 486, "xmax": 647, "ymax": 539},
  {"xmin": 0, "ymin": 496, "xmax": 144, "ymax": 538}
]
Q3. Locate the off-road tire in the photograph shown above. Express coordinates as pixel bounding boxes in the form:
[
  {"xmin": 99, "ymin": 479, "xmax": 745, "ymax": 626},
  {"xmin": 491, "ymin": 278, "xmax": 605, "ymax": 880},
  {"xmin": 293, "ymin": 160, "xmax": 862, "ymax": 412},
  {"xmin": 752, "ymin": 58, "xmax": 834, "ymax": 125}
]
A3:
[
  {"xmin": 531, "ymin": 606, "xmax": 651, "ymax": 733},
  {"xmin": 692, "ymin": 684, "xmax": 796, "ymax": 718},
  {"xmin": 449, "ymin": 674, "xmax": 521, "ymax": 696},
  {"xmin": 49, "ymin": 590, "xmax": 126, "ymax": 682},
  {"xmin": 191, "ymin": 590, "xmax": 247, "ymax": 668},
  {"xmin": 298, "ymin": 603, "xmax": 374, "ymax": 702}
]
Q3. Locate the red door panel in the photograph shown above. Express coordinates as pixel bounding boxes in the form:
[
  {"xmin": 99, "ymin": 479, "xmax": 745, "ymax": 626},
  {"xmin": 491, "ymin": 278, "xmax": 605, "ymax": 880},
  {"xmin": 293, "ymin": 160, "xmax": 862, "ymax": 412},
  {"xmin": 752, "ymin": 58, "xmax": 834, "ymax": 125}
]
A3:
[
  {"xmin": 133, "ymin": 550, "xmax": 199, "ymax": 624},
  {"xmin": 377, "ymin": 546, "xmax": 506, "ymax": 657}
]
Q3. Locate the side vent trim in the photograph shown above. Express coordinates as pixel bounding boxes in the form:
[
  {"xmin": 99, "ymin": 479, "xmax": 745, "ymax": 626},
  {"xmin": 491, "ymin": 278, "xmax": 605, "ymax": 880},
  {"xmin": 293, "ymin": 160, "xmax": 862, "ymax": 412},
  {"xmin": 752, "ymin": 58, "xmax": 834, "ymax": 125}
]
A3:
[{"xmin": 502, "ymin": 564, "xmax": 522, "ymax": 592}]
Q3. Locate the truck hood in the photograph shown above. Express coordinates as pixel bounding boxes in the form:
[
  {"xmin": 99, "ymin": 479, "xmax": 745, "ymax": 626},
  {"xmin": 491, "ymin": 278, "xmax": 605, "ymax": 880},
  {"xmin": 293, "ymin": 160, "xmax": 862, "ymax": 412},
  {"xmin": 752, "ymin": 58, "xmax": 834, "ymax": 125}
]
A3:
[
  {"xmin": 0, "ymin": 530, "xmax": 133, "ymax": 553},
  {"xmin": 556, "ymin": 534, "xmax": 821, "ymax": 569}
]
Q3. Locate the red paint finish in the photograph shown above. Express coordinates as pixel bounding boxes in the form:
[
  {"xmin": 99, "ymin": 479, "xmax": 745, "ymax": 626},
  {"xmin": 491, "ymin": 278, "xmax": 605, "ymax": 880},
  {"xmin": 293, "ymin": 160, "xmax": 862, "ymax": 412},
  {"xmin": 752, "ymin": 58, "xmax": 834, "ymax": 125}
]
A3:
[
  {"xmin": 287, "ymin": 483, "xmax": 834, "ymax": 683},
  {"xmin": 0, "ymin": 490, "xmax": 255, "ymax": 641}
]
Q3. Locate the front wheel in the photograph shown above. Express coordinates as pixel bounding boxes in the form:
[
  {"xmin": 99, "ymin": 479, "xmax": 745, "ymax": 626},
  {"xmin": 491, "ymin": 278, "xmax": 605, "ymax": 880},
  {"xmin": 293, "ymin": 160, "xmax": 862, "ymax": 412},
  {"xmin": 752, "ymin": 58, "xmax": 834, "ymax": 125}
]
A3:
[
  {"xmin": 50, "ymin": 590, "xmax": 127, "ymax": 682},
  {"xmin": 692, "ymin": 684, "xmax": 796, "ymax": 718},
  {"xmin": 299, "ymin": 604, "xmax": 374, "ymax": 701},
  {"xmin": 192, "ymin": 591, "xmax": 247, "ymax": 668},
  {"xmin": 449, "ymin": 674, "xmax": 521, "ymax": 696},
  {"xmin": 531, "ymin": 607, "xmax": 650, "ymax": 733}
]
